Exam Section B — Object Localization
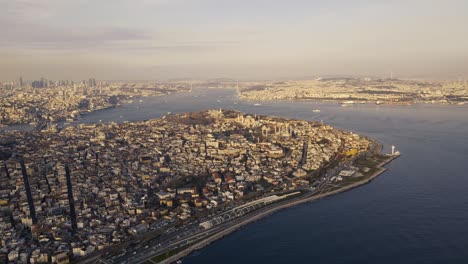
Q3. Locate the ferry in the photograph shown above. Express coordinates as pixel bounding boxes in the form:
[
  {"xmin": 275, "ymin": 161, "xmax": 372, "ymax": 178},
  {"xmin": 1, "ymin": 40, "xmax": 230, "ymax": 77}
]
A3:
[{"xmin": 312, "ymin": 109, "xmax": 321, "ymax": 113}]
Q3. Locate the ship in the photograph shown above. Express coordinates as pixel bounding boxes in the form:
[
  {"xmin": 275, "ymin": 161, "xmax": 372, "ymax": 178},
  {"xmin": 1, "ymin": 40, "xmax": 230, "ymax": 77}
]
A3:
[
  {"xmin": 341, "ymin": 100, "xmax": 355, "ymax": 107},
  {"xmin": 312, "ymin": 109, "xmax": 321, "ymax": 113}
]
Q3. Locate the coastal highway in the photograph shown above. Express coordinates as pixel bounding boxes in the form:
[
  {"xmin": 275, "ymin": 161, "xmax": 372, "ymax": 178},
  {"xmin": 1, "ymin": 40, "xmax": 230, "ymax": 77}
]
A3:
[
  {"xmin": 113, "ymin": 182, "xmax": 334, "ymax": 264},
  {"xmin": 113, "ymin": 190, "xmax": 313, "ymax": 264}
]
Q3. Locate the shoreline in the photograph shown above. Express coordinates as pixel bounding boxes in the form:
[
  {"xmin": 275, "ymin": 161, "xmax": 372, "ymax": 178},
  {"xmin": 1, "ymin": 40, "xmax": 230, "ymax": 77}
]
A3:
[
  {"xmin": 238, "ymin": 97, "xmax": 468, "ymax": 107},
  {"xmin": 0, "ymin": 90, "xmax": 192, "ymax": 132},
  {"xmin": 156, "ymin": 154, "xmax": 400, "ymax": 264},
  {"xmin": 236, "ymin": 91, "xmax": 467, "ymax": 107}
]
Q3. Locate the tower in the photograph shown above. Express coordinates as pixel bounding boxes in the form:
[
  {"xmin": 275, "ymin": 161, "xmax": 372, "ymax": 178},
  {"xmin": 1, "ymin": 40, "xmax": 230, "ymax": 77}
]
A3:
[
  {"xmin": 65, "ymin": 164, "xmax": 78, "ymax": 232},
  {"xmin": 19, "ymin": 158, "xmax": 37, "ymax": 225}
]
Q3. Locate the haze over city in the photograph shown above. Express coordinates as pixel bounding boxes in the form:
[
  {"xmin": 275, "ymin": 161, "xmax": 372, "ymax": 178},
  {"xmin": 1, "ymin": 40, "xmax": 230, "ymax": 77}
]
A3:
[
  {"xmin": 2, "ymin": 1, "xmax": 468, "ymax": 264},
  {"xmin": 2, "ymin": 0, "xmax": 468, "ymax": 80}
]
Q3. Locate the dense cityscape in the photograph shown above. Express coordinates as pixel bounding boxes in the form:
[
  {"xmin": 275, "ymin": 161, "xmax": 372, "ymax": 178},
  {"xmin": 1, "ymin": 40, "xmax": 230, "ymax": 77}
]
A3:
[
  {"xmin": 0, "ymin": 108, "xmax": 379, "ymax": 263},
  {"xmin": 0, "ymin": 78, "xmax": 191, "ymax": 128},
  {"xmin": 3, "ymin": 0, "xmax": 468, "ymax": 263},
  {"xmin": 238, "ymin": 78, "xmax": 468, "ymax": 105}
]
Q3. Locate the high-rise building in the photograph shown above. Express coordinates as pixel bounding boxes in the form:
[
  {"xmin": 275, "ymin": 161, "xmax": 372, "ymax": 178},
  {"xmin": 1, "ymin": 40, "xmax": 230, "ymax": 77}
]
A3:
[{"xmin": 88, "ymin": 78, "xmax": 97, "ymax": 87}]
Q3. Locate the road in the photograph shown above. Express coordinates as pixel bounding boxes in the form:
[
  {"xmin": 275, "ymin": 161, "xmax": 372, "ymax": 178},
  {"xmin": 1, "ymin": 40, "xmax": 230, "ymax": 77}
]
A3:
[
  {"xmin": 113, "ymin": 180, "xmax": 337, "ymax": 264},
  {"xmin": 103, "ymin": 143, "xmax": 384, "ymax": 264}
]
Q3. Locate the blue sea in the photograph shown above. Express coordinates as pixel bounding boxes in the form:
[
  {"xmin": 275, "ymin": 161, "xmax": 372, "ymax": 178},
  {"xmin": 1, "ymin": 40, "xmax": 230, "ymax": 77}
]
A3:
[{"xmin": 7, "ymin": 88, "xmax": 468, "ymax": 263}]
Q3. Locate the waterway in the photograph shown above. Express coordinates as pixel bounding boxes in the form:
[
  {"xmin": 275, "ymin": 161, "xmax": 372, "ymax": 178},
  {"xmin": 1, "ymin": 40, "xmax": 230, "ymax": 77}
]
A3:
[{"xmin": 4, "ymin": 88, "xmax": 468, "ymax": 263}]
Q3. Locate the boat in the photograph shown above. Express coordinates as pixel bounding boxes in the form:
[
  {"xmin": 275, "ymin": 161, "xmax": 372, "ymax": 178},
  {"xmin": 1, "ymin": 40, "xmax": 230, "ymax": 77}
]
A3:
[
  {"xmin": 139, "ymin": 99, "xmax": 143, "ymax": 103},
  {"xmin": 254, "ymin": 103, "xmax": 261, "ymax": 106},
  {"xmin": 312, "ymin": 109, "xmax": 321, "ymax": 113}
]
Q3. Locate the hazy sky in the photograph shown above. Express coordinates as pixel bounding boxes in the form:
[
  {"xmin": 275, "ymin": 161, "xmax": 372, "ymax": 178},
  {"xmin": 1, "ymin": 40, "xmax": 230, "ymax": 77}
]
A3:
[{"xmin": 1, "ymin": 0, "xmax": 468, "ymax": 80}]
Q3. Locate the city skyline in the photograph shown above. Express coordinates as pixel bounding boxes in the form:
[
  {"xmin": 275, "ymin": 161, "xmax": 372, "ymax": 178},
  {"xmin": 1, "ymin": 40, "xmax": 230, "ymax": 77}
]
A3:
[{"xmin": 1, "ymin": 0, "xmax": 468, "ymax": 80}]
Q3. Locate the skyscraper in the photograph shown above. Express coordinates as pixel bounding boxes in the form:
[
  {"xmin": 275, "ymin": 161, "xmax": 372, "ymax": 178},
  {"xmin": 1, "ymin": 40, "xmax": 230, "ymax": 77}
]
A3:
[{"xmin": 88, "ymin": 78, "xmax": 97, "ymax": 87}]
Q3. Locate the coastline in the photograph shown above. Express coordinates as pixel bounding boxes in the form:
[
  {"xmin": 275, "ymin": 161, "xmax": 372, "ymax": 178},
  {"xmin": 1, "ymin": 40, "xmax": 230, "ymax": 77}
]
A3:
[
  {"xmin": 0, "ymin": 90, "xmax": 192, "ymax": 132},
  {"xmin": 237, "ymin": 93, "xmax": 468, "ymax": 107},
  {"xmin": 155, "ymin": 154, "xmax": 399, "ymax": 264}
]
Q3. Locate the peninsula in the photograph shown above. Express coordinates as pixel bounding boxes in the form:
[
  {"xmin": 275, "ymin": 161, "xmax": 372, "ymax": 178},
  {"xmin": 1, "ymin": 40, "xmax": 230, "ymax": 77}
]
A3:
[{"xmin": 0, "ymin": 110, "xmax": 399, "ymax": 263}]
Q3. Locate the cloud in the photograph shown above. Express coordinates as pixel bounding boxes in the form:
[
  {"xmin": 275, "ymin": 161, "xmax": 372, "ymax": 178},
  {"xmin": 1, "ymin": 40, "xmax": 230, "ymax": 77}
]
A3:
[{"xmin": 0, "ymin": 23, "xmax": 153, "ymax": 50}]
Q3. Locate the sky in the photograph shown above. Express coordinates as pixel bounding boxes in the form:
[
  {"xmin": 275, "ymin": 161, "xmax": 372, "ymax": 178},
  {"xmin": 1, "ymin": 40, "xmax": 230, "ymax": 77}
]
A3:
[{"xmin": 1, "ymin": 0, "xmax": 468, "ymax": 80}]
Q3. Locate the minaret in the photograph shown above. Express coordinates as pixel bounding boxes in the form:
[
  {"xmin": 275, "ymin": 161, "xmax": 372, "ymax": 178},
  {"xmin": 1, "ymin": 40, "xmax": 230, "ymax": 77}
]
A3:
[
  {"xmin": 19, "ymin": 158, "xmax": 37, "ymax": 225},
  {"xmin": 65, "ymin": 164, "xmax": 78, "ymax": 232}
]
